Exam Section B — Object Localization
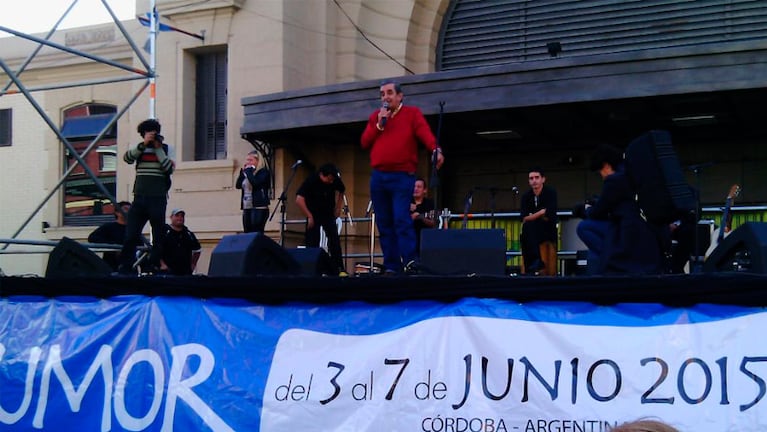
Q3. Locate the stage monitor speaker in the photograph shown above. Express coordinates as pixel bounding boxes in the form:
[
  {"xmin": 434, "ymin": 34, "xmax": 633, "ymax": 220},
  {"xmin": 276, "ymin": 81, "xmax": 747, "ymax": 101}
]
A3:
[
  {"xmin": 286, "ymin": 248, "xmax": 337, "ymax": 276},
  {"xmin": 624, "ymin": 130, "xmax": 697, "ymax": 225},
  {"xmin": 421, "ymin": 229, "xmax": 506, "ymax": 275},
  {"xmin": 208, "ymin": 233, "xmax": 300, "ymax": 276},
  {"xmin": 46, "ymin": 236, "xmax": 112, "ymax": 278},
  {"xmin": 703, "ymin": 222, "xmax": 767, "ymax": 274}
]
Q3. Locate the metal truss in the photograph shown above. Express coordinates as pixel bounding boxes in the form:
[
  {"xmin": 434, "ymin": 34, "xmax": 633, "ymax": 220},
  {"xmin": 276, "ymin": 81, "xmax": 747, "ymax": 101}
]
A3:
[{"xmin": 0, "ymin": 0, "xmax": 155, "ymax": 252}]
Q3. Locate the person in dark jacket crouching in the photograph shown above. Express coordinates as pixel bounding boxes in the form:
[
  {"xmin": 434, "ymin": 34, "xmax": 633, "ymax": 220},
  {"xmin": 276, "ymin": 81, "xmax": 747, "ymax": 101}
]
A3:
[{"xmin": 576, "ymin": 144, "xmax": 664, "ymax": 275}]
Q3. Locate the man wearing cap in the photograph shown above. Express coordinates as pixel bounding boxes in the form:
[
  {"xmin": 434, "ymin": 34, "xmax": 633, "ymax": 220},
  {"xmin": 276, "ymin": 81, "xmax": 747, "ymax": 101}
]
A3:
[
  {"xmin": 295, "ymin": 163, "xmax": 346, "ymax": 275},
  {"xmin": 160, "ymin": 209, "xmax": 201, "ymax": 276}
]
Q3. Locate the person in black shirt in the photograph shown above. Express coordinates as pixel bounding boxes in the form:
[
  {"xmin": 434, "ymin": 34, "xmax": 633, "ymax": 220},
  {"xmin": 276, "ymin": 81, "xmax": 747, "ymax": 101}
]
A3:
[
  {"xmin": 160, "ymin": 209, "xmax": 201, "ymax": 275},
  {"xmin": 519, "ymin": 167, "xmax": 558, "ymax": 273},
  {"xmin": 295, "ymin": 163, "xmax": 346, "ymax": 275},
  {"xmin": 410, "ymin": 178, "xmax": 435, "ymax": 256},
  {"xmin": 88, "ymin": 201, "xmax": 133, "ymax": 271}
]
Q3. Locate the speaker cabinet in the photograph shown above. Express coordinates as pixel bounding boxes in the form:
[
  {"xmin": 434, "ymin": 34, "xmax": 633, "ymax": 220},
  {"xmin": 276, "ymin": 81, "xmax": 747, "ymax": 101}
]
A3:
[
  {"xmin": 46, "ymin": 237, "xmax": 112, "ymax": 278},
  {"xmin": 703, "ymin": 222, "xmax": 767, "ymax": 274},
  {"xmin": 286, "ymin": 248, "xmax": 338, "ymax": 276},
  {"xmin": 624, "ymin": 129, "xmax": 697, "ymax": 225},
  {"xmin": 420, "ymin": 229, "xmax": 507, "ymax": 275},
  {"xmin": 208, "ymin": 233, "xmax": 300, "ymax": 276}
]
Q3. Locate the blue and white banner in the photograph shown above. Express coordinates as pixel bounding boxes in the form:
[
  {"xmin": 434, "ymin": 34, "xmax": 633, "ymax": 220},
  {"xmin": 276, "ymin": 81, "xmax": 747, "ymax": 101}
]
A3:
[{"xmin": 0, "ymin": 295, "xmax": 765, "ymax": 431}]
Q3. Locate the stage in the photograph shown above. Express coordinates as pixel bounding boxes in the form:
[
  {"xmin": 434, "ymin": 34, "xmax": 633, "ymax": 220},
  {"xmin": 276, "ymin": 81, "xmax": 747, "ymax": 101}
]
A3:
[{"xmin": 2, "ymin": 271, "xmax": 766, "ymax": 306}]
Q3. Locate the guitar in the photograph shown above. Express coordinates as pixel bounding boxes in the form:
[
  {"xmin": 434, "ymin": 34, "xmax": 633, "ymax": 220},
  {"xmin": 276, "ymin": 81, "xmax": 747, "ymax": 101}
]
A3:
[{"xmin": 705, "ymin": 184, "xmax": 741, "ymax": 259}]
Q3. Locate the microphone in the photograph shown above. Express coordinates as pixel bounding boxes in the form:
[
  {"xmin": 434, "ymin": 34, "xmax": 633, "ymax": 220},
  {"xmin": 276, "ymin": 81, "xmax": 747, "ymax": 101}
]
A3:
[
  {"xmin": 291, "ymin": 160, "xmax": 303, "ymax": 169},
  {"xmin": 512, "ymin": 186, "xmax": 519, "ymax": 194},
  {"xmin": 381, "ymin": 102, "xmax": 389, "ymax": 127}
]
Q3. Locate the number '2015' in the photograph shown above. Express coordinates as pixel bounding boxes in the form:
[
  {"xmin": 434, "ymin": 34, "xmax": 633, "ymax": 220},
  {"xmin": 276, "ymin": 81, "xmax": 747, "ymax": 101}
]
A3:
[{"xmin": 641, "ymin": 356, "xmax": 767, "ymax": 411}]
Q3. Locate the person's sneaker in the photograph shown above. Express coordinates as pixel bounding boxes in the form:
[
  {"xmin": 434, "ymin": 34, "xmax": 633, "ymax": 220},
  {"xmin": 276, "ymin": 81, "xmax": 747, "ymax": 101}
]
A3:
[
  {"xmin": 140, "ymin": 265, "xmax": 163, "ymax": 276},
  {"xmin": 338, "ymin": 270, "xmax": 349, "ymax": 277},
  {"xmin": 382, "ymin": 269, "xmax": 398, "ymax": 277},
  {"xmin": 116, "ymin": 264, "xmax": 137, "ymax": 276},
  {"xmin": 404, "ymin": 260, "xmax": 420, "ymax": 275},
  {"xmin": 526, "ymin": 259, "xmax": 545, "ymax": 275}
]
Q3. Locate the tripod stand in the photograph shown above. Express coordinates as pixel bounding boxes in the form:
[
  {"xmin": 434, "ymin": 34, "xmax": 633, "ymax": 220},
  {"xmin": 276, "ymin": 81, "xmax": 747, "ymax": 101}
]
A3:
[
  {"xmin": 463, "ymin": 186, "xmax": 519, "ymax": 229},
  {"xmin": 341, "ymin": 193, "xmax": 353, "ymax": 272},
  {"xmin": 686, "ymin": 162, "xmax": 713, "ymax": 274},
  {"xmin": 366, "ymin": 200, "xmax": 377, "ymax": 274}
]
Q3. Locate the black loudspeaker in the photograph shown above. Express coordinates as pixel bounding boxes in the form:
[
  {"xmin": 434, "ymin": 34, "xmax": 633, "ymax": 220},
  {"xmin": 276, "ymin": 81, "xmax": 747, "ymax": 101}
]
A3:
[
  {"xmin": 420, "ymin": 229, "xmax": 507, "ymax": 275},
  {"xmin": 624, "ymin": 130, "xmax": 697, "ymax": 225},
  {"xmin": 286, "ymin": 248, "xmax": 338, "ymax": 276},
  {"xmin": 703, "ymin": 223, "xmax": 767, "ymax": 274},
  {"xmin": 46, "ymin": 237, "xmax": 112, "ymax": 278},
  {"xmin": 208, "ymin": 233, "xmax": 300, "ymax": 276}
]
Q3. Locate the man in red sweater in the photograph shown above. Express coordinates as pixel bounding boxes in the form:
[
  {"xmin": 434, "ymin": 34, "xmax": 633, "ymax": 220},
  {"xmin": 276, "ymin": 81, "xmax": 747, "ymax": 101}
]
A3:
[{"xmin": 361, "ymin": 80, "xmax": 444, "ymax": 274}]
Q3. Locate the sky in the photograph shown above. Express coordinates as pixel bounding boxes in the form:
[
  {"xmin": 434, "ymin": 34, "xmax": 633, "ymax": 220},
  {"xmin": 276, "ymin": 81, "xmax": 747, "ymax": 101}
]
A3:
[{"xmin": 0, "ymin": 0, "xmax": 136, "ymax": 37}]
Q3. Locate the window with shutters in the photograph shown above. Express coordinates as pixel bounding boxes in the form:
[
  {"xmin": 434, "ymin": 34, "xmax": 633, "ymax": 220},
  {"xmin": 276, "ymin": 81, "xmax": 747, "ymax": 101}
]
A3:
[
  {"xmin": 0, "ymin": 109, "xmax": 11, "ymax": 147},
  {"xmin": 195, "ymin": 48, "xmax": 228, "ymax": 161},
  {"xmin": 438, "ymin": 0, "xmax": 767, "ymax": 71}
]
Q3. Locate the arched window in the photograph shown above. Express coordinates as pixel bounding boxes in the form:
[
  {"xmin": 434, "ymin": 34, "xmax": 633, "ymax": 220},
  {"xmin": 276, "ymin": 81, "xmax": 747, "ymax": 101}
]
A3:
[{"xmin": 61, "ymin": 103, "xmax": 117, "ymax": 226}]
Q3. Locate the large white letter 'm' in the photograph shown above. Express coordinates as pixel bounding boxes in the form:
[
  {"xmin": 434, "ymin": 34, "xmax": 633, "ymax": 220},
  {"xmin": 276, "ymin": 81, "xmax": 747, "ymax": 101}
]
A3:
[
  {"xmin": 0, "ymin": 344, "xmax": 41, "ymax": 425},
  {"xmin": 34, "ymin": 344, "xmax": 114, "ymax": 431}
]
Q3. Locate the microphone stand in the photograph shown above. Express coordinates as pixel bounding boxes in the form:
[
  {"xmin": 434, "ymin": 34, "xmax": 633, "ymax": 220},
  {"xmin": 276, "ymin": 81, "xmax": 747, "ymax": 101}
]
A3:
[
  {"xmin": 687, "ymin": 163, "xmax": 711, "ymax": 274},
  {"xmin": 431, "ymin": 101, "xmax": 445, "ymax": 210},
  {"xmin": 366, "ymin": 200, "xmax": 375, "ymax": 273},
  {"xmin": 270, "ymin": 162, "xmax": 301, "ymax": 246},
  {"xmin": 342, "ymin": 193, "xmax": 353, "ymax": 272},
  {"xmin": 488, "ymin": 187, "xmax": 499, "ymax": 229},
  {"xmin": 461, "ymin": 189, "xmax": 473, "ymax": 229},
  {"xmin": 474, "ymin": 186, "xmax": 518, "ymax": 229}
]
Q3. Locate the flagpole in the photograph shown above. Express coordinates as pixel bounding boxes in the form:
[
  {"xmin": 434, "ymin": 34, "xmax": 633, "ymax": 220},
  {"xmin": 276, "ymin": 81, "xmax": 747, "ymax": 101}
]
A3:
[
  {"xmin": 145, "ymin": 0, "xmax": 157, "ymax": 274},
  {"xmin": 149, "ymin": 0, "xmax": 157, "ymax": 118}
]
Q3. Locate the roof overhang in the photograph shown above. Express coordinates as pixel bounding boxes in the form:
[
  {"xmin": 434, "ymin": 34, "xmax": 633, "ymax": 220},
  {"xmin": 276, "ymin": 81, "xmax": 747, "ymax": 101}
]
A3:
[{"xmin": 241, "ymin": 41, "xmax": 767, "ymax": 150}]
